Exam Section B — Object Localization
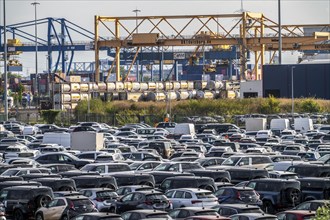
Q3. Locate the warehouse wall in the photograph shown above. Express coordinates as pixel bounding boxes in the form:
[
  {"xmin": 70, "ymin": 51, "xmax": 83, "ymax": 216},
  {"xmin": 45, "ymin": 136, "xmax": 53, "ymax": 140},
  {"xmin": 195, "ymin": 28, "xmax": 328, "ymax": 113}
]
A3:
[{"xmin": 263, "ymin": 64, "xmax": 330, "ymax": 99}]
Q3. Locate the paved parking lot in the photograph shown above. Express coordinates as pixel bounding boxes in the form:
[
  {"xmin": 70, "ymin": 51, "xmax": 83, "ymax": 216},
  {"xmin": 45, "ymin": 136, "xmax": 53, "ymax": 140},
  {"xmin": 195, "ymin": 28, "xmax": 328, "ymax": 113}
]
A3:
[{"xmin": 0, "ymin": 114, "xmax": 329, "ymax": 220}]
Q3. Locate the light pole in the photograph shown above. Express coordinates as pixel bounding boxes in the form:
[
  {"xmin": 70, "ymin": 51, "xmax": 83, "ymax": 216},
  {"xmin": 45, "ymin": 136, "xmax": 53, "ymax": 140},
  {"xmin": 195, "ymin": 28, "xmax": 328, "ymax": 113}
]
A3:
[
  {"xmin": 132, "ymin": 8, "xmax": 141, "ymax": 33},
  {"xmin": 3, "ymin": 0, "xmax": 8, "ymax": 120},
  {"xmin": 31, "ymin": 1, "xmax": 40, "ymax": 107},
  {"xmin": 291, "ymin": 66, "xmax": 295, "ymax": 122},
  {"xmin": 278, "ymin": 0, "xmax": 282, "ymax": 64}
]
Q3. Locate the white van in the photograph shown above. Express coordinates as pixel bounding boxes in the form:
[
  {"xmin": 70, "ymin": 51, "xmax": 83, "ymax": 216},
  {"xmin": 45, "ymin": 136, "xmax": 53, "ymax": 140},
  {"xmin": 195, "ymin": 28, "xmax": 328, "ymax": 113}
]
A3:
[
  {"xmin": 42, "ymin": 132, "xmax": 71, "ymax": 149},
  {"xmin": 174, "ymin": 123, "xmax": 195, "ymax": 136},
  {"xmin": 294, "ymin": 118, "xmax": 313, "ymax": 133},
  {"xmin": 270, "ymin": 119, "xmax": 290, "ymax": 131}
]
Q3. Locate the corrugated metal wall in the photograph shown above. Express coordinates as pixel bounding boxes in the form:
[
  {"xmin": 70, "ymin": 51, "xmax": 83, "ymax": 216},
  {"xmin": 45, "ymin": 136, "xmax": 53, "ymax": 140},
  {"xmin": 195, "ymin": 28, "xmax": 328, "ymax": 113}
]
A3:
[{"xmin": 263, "ymin": 64, "xmax": 330, "ymax": 99}]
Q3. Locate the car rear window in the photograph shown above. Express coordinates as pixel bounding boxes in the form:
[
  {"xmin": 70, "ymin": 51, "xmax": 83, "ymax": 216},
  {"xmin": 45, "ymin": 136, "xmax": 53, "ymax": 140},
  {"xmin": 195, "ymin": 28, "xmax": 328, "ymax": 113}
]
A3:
[
  {"xmin": 146, "ymin": 194, "xmax": 166, "ymax": 201},
  {"xmin": 241, "ymin": 208, "xmax": 264, "ymax": 213},
  {"xmin": 196, "ymin": 192, "xmax": 215, "ymax": 199},
  {"xmin": 72, "ymin": 199, "xmax": 93, "ymax": 207},
  {"xmin": 195, "ymin": 211, "xmax": 218, "ymax": 216},
  {"xmin": 96, "ymin": 191, "xmax": 118, "ymax": 199},
  {"xmin": 238, "ymin": 190, "xmax": 257, "ymax": 197}
]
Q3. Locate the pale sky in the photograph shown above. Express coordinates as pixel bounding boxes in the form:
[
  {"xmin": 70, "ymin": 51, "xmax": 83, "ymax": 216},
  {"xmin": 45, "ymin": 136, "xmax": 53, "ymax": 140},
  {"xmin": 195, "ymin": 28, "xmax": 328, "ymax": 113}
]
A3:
[{"xmin": 1, "ymin": 0, "xmax": 330, "ymax": 74}]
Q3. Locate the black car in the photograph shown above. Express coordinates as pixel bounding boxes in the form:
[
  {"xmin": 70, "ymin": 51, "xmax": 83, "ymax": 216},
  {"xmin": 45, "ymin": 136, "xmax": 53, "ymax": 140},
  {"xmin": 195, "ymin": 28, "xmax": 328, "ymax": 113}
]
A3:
[
  {"xmin": 148, "ymin": 171, "xmax": 194, "ymax": 186},
  {"xmin": 110, "ymin": 172, "xmax": 155, "ymax": 187},
  {"xmin": 220, "ymin": 167, "xmax": 269, "ymax": 184},
  {"xmin": 112, "ymin": 190, "xmax": 171, "ymax": 214},
  {"xmin": 72, "ymin": 175, "xmax": 118, "ymax": 190},
  {"xmin": 190, "ymin": 170, "xmax": 231, "ymax": 183},
  {"xmin": 245, "ymin": 179, "xmax": 301, "ymax": 214},
  {"xmin": 287, "ymin": 164, "xmax": 330, "ymax": 177},
  {"xmin": 298, "ymin": 178, "xmax": 330, "ymax": 201},
  {"xmin": 0, "ymin": 185, "xmax": 53, "ymax": 220},
  {"xmin": 0, "ymin": 180, "xmax": 41, "ymax": 191},
  {"xmin": 37, "ymin": 124, "xmax": 68, "ymax": 134},
  {"xmin": 31, "ymin": 177, "xmax": 77, "ymax": 191},
  {"xmin": 159, "ymin": 176, "xmax": 217, "ymax": 192},
  {"xmin": 34, "ymin": 152, "xmax": 92, "ymax": 169}
]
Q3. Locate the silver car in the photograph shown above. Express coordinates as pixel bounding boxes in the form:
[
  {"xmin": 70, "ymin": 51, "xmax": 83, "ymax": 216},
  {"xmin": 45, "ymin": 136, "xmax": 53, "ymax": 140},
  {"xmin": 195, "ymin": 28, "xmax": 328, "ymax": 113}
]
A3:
[
  {"xmin": 165, "ymin": 188, "xmax": 218, "ymax": 208},
  {"xmin": 79, "ymin": 188, "xmax": 119, "ymax": 212}
]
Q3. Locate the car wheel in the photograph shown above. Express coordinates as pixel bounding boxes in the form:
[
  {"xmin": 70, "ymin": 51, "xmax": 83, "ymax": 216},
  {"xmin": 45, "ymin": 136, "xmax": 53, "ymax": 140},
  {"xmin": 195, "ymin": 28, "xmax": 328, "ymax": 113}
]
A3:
[
  {"xmin": 140, "ymin": 182, "xmax": 154, "ymax": 187},
  {"xmin": 102, "ymin": 184, "xmax": 115, "ymax": 190},
  {"xmin": 36, "ymin": 195, "xmax": 52, "ymax": 208},
  {"xmin": 286, "ymin": 188, "xmax": 301, "ymax": 203},
  {"xmin": 36, "ymin": 213, "xmax": 44, "ymax": 220},
  {"xmin": 109, "ymin": 207, "xmax": 116, "ymax": 213},
  {"xmin": 263, "ymin": 201, "xmax": 275, "ymax": 214},
  {"xmin": 201, "ymin": 185, "xmax": 214, "ymax": 191},
  {"xmin": 216, "ymin": 178, "xmax": 230, "ymax": 183},
  {"xmin": 61, "ymin": 215, "xmax": 69, "ymax": 220},
  {"xmin": 14, "ymin": 209, "xmax": 24, "ymax": 220}
]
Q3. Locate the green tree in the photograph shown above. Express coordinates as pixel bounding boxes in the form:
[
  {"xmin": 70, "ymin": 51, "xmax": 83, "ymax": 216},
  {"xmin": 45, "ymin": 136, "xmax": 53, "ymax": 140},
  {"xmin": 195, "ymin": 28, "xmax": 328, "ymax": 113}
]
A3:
[
  {"xmin": 41, "ymin": 110, "xmax": 61, "ymax": 124},
  {"xmin": 314, "ymin": 204, "xmax": 330, "ymax": 220}
]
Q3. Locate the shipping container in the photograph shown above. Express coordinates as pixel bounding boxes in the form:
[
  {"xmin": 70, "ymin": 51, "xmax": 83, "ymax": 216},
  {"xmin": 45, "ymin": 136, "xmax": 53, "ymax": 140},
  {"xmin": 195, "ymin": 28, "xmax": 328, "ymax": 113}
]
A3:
[
  {"xmin": 115, "ymin": 81, "xmax": 124, "ymax": 91},
  {"xmin": 147, "ymin": 92, "xmax": 166, "ymax": 101},
  {"xmin": 97, "ymin": 82, "xmax": 107, "ymax": 92}
]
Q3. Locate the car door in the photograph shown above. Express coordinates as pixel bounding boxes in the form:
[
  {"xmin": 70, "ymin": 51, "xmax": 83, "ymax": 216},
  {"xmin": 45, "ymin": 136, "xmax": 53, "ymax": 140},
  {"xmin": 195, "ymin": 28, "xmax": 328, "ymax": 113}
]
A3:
[
  {"xmin": 116, "ymin": 193, "xmax": 135, "ymax": 212},
  {"xmin": 168, "ymin": 190, "xmax": 185, "ymax": 208},
  {"xmin": 42, "ymin": 198, "xmax": 67, "ymax": 220}
]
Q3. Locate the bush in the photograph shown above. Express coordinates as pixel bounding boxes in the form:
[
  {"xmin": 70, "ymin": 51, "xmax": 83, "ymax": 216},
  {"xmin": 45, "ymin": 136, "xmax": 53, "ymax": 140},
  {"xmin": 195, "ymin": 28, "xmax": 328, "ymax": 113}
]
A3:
[
  {"xmin": 298, "ymin": 98, "xmax": 322, "ymax": 113},
  {"xmin": 314, "ymin": 204, "xmax": 330, "ymax": 220},
  {"xmin": 258, "ymin": 96, "xmax": 281, "ymax": 114},
  {"xmin": 41, "ymin": 110, "xmax": 61, "ymax": 124}
]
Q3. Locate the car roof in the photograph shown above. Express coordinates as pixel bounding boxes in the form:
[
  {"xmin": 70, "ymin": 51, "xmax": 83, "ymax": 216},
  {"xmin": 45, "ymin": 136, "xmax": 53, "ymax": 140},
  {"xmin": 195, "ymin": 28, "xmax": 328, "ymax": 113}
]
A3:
[
  {"xmin": 124, "ymin": 209, "xmax": 168, "ymax": 214},
  {"xmin": 167, "ymin": 188, "xmax": 212, "ymax": 193},
  {"xmin": 218, "ymin": 204, "xmax": 261, "ymax": 209},
  {"xmin": 231, "ymin": 213, "xmax": 277, "ymax": 218}
]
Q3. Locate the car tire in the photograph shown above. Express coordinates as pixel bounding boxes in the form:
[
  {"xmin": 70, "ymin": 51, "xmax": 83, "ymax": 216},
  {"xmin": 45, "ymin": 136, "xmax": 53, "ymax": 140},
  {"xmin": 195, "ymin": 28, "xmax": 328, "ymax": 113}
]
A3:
[
  {"xmin": 36, "ymin": 195, "xmax": 52, "ymax": 208},
  {"xmin": 216, "ymin": 178, "xmax": 230, "ymax": 183},
  {"xmin": 201, "ymin": 185, "xmax": 214, "ymax": 192},
  {"xmin": 263, "ymin": 201, "xmax": 275, "ymax": 214},
  {"xmin": 140, "ymin": 182, "xmax": 154, "ymax": 187},
  {"xmin": 102, "ymin": 184, "xmax": 115, "ymax": 190},
  {"xmin": 324, "ymin": 189, "xmax": 330, "ymax": 199},
  {"xmin": 36, "ymin": 213, "xmax": 44, "ymax": 220},
  {"xmin": 61, "ymin": 215, "xmax": 69, "ymax": 220},
  {"xmin": 14, "ymin": 209, "xmax": 24, "ymax": 220},
  {"xmin": 109, "ymin": 207, "xmax": 116, "ymax": 213},
  {"xmin": 286, "ymin": 188, "xmax": 300, "ymax": 203}
]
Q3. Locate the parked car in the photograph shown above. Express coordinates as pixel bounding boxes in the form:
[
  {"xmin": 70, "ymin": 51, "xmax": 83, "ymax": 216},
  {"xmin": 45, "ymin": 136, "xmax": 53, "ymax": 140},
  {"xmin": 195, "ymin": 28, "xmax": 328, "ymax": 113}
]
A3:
[
  {"xmin": 0, "ymin": 185, "xmax": 53, "ymax": 220},
  {"xmin": 112, "ymin": 190, "xmax": 172, "ymax": 214},
  {"xmin": 214, "ymin": 186, "xmax": 262, "ymax": 206},
  {"xmin": 276, "ymin": 210, "xmax": 316, "ymax": 220},
  {"xmin": 35, "ymin": 195, "xmax": 97, "ymax": 220},
  {"xmin": 165, "ymin": 188, "xmax": 219, "ymax": 208},
  {"xmin": 121, "ymin": 209, "xmax": 171, "ymax": 220},
  {"xmin": 80, "ymin": 188, "xmax": 119, "ymax": 211}
]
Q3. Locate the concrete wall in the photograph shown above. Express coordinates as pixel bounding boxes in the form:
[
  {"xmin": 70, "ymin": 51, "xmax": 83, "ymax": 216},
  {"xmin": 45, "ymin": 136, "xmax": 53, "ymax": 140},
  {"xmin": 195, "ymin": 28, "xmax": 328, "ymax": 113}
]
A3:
[{"xmin": 240, "ymin": 80, "xmax": 263, "ymax": 98}]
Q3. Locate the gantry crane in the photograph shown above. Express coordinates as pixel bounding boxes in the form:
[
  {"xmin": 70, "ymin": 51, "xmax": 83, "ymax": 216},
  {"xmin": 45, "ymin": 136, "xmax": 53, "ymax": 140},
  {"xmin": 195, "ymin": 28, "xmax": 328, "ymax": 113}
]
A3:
[{"xmin": 94, "ymin": 12, "xmax": 330, "ymax": 82}]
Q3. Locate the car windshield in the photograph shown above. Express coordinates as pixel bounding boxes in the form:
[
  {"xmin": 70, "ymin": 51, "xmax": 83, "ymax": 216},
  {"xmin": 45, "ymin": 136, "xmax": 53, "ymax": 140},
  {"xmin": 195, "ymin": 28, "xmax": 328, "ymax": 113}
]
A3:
[
  {"xmin": 222, "ymin": 157, "xmax": 241, "ymax": 166},
  {"xmin": 153, "ymin": 163, "xmax": 171, "ymax": 171},
  {"xmin": 129, "ymin": 163, "xmax": 142, "ymax": 170},
  {"xmin": 1, "ymin": 169, "xmax": 19, "ymax": 176}
]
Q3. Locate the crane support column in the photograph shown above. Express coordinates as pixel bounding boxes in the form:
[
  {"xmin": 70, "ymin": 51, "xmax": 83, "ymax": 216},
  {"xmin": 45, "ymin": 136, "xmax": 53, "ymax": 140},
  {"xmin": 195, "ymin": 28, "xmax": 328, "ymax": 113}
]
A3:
[
  {"xmin": 115, "ymin": 19, "xmax": 121, "ymax": 81},
  {"xmin": 94, "ymin": 16, "xmax": 100, "ymax": 82}
]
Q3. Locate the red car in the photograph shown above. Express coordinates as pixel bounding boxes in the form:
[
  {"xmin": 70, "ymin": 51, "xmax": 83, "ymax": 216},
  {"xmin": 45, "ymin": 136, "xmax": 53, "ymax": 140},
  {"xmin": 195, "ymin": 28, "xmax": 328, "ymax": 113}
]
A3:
[{"xmin": 277, "ymin": 210, "xmax": 316, "ymax": 220}]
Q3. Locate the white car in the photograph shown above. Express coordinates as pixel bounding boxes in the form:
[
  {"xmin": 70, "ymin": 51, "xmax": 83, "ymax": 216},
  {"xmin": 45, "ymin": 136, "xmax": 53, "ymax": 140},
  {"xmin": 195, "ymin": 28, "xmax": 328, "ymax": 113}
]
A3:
[{"xmin": 165, "ymin": 188, "xmax": 218, "ymax": 208}]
